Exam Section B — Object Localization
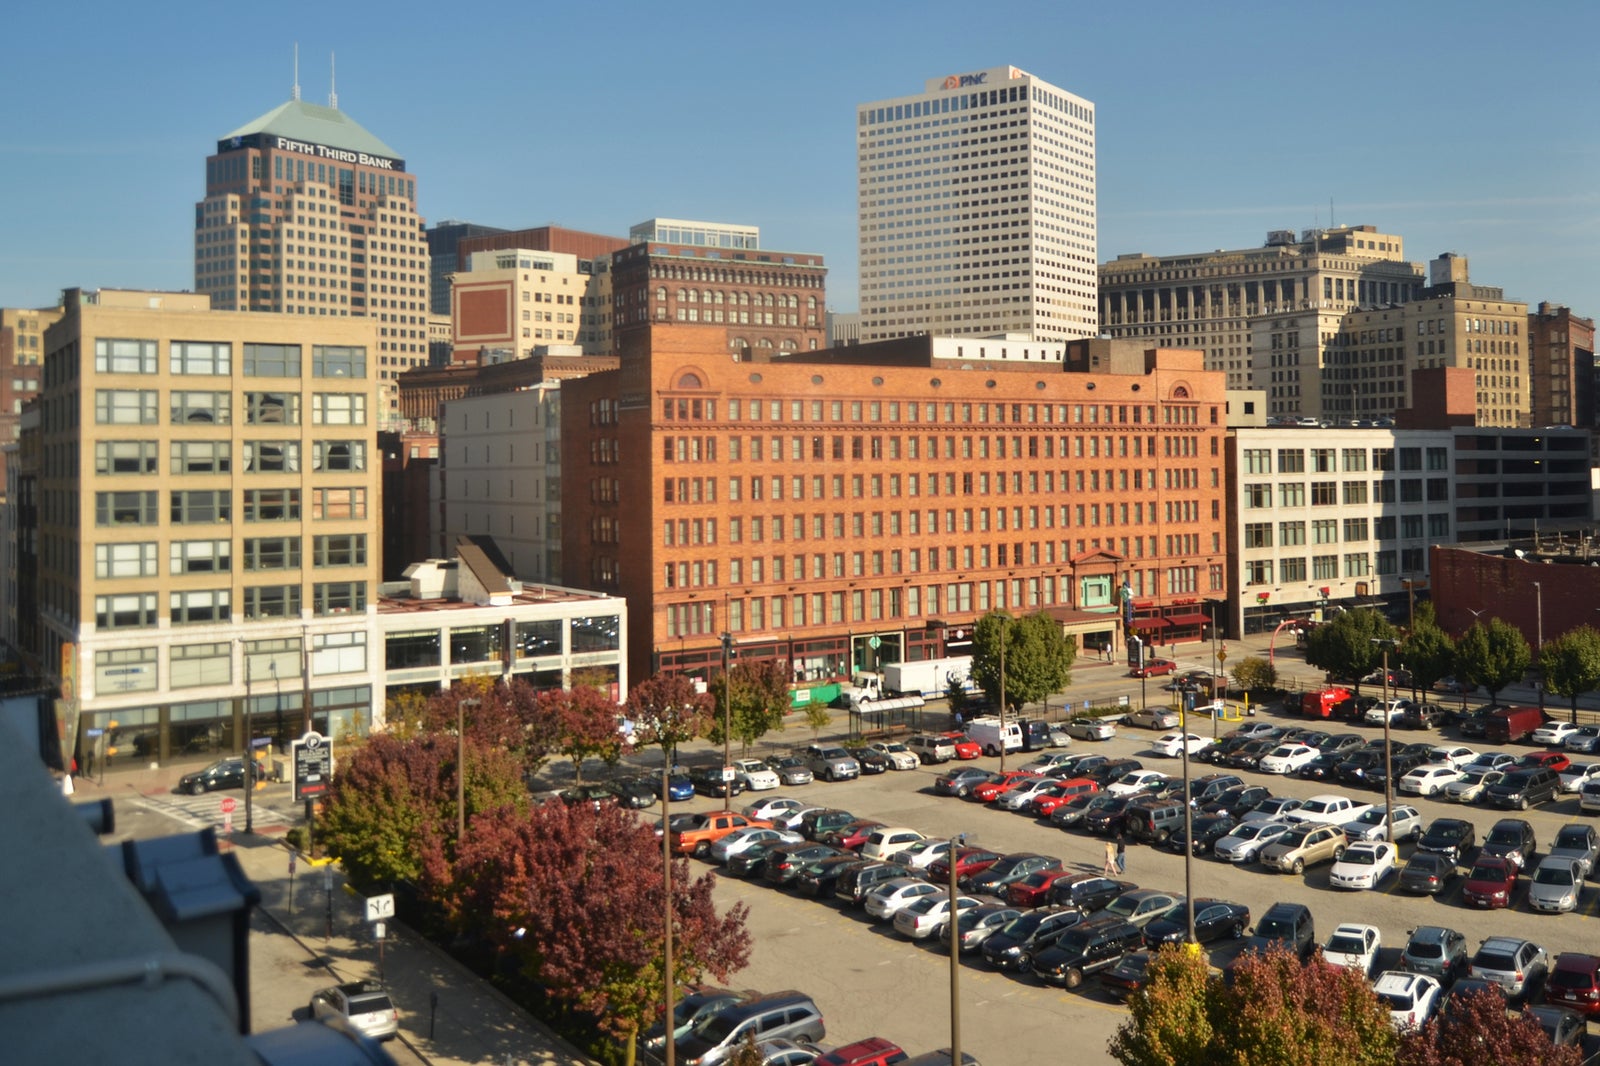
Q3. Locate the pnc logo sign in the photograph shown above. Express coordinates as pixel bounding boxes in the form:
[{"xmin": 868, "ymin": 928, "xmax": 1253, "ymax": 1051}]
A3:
[{"xmin": 942, "ymin": 72, "xmax": 988, "ymax": 89}]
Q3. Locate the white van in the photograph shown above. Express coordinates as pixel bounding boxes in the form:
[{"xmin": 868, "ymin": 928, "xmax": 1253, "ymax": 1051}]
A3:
[{"xmin": 965, "ymin": 716, "xmax": 1023, "ymax": 756}]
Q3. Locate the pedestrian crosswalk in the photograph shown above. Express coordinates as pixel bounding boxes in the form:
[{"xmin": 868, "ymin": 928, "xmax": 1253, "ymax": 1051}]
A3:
[{"xmin": 129, "ymin": 791, "xmax": 297, "ymax": 834}]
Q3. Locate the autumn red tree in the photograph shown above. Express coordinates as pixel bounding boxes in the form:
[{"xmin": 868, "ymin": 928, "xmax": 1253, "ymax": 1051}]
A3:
[
  {"xmin": 451, "ymin": 801, "xmax": 751, "ymax": 1065},
  {"xmin": 318, "ymin": 731, "xmax": 527, "ymax": 893},
  {"xmin": 419, "ymin": 676, "xmax": 563, "ymax": 781},
  {"xmin": 625, "ymin": 672, "xmax": 713, "ymax": 765},
  {"xmin": 1397, "ymin": 987, "xmax": 1582, "ymax": 1066},
  {"xmin": 542, "ymin": 684, "xmax": 623, "ymax": 783}
]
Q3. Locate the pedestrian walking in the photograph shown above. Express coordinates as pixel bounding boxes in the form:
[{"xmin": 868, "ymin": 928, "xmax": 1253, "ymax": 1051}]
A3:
[
  {"xmin": 1115, "ymin": 831, "xmax": 1127, "ymax": 875},
  {"xmin": 1103, "ymin": 838, "xmax": 1118, "ymax": 877}
]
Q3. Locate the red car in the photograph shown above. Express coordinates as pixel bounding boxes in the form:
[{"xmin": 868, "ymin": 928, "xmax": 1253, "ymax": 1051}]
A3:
[
  {"xmin": 1518, "ymin": 750, "xmax": 1572, "ymax": 773},
  {"xmin": 927, "ymin": 846, "xmax": 1001, "ymax": 884},
  {"xmin": 1029, "ymin": 779, "xmax": 1100, "ymax": 817},
  {"xmin": 1462, "ymin": 855, "xmax": 1518, "ymax": 909},
  {"xmin": 970, "ymin": 771, "xmax": 1044, "ymax": 804},
  {"xmin": 941, "ymin": 731, "xmax": 982, "ymax": 759},
  {"xmin": 825, "ymin": 819, "xmax": 887, "ymax": 851},
  {"xmin": 1006, "ymin": 869, "xmax": 1077, "ymax": 908},
  {"xmin": 1546, "ymin": 953, "xmax": 1600, "ymax": 1016},
  {"xmin": 815, "ymin": 1037, "xmax": 909, "ymax": 1066},
  {"xmin": 1130, "ymin": 658, "xmax": 1177, "ymax": 679}
]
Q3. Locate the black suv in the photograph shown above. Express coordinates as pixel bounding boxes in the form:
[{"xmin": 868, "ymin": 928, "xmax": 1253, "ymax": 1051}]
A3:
[
  {"xmin": 1335, "ymin": 750, "xmax": 1385, "ymax": 788},
  {"xmin": 1368, "ymin": 751, "xmax": 1430, "ymax": 792},
  {"xmin": 1485, "ymin": 769, "xmax": 1560, "ymax": 811},
  {"xmin": 1189, "ymin": 774, "xmax": 1245, "ymax": 806},
  {"xmin": 1481, "ymin": 818, "xmax": 1538, "ymax": 871},
  {"xmin": 1030, "ymin": 914, "xmax": 1146, "ymax": 988},
  {"xmin": 1049, "ymin": 873, "xmax": 1133, "ymax": 913},
  {"xmin": 834, "ymin": 861, "xmax": 911, "ymax": 907},
  {"xmin": 1238, "ymin": 901, "xmax": 1315, "ymax": 963},
  {"xmin": 1165, "ymin": 812, "xmax": 1237, "ymax": 856},
  {"xmin": 1123, "ymin": 799, "xmax": 1188, "ymax": 845},
  {"xmin": 980, "ymin": 906, "xmax": 1086, "ymax": 971}
]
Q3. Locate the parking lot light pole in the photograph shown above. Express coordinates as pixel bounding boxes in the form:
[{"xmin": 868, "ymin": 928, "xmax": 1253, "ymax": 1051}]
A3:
[
  {"xmin": 720, "ymin": 633, "xmax": 733, "ymax": 772},
  {"xmin": 1371, "ymin": 640, "xmax": 1397, "ymax": 844},
  {"xmin": 948, "ymin": 832, "xmax": 965, "ymax": 1066},
  {"xmin": 662, "ymin": 752, "xmax": 676, "ymax": 1066},
  {"xmin": 1181, "ymin": 734, "xmax": 1195, "ymax": 945}
]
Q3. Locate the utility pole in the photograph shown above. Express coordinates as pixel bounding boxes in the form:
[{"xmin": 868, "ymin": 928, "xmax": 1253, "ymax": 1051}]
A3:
[
  {"xmin": 1372, "ymin": 639, "xmax": 1397, "ymax": 844},
  {"xmin": 997, "ymin": 625, "xmax": 1008, "ymax": 774},
  {"xmin": 242, "ymin": 646, "xmax": 254, "ymax": 834},
  {"xmin": 662, "ymin": 752, "xmax": 676, "ymax": 1066},
  {"xmin": 720, "ymin": 633, "xmax": 733, "ymax": 772},
  {"xmin": 947, "ymin": 832, "xmax": 965, "ymax": 1066}
]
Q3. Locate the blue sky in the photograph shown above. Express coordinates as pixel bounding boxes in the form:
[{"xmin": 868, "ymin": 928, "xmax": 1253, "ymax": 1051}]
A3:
[{"xmin": 3, "ymin": 0, "xmax": 1596, "ymax": 316}]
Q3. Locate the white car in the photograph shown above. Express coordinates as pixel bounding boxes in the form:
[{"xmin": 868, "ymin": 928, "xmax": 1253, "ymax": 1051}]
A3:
[
  {"xmin": 1151, "ymin": 732, "xmax": 1213, "ymax": 758},
  {"xmin": 899, "ymin": 838, "xmax": 952, "ymax": 872},
  {"xmin": 1427, "ymin": 746, "xmax": 1478, "ymax": 770},
  {"xmin": 1019, "ymin": 752, "xmax": 1080, "ymax": 773},
  {"xmin": 1373, "ymin": 971, "xmax": 1442, "ymax": 1032},
  {"xmin": 1213, "ymin": 821, "xmax": 1294, "ymax": 864},
  {"xmin": 1286, "ymin": 794, "xmax": 1370, "ymax": 826},
  {"xmin": 864, "ymin": 877, "xmax": 942, "ymax": 921},
  {"xmin": 860, "ymin": 826, "xmax": 928, "ymax": 861},
  {"xmin": 1558, "ymin": 762, "xmax": 1600, "ymax": 793},
  {"xmin": 1399, "ymin": 764, "xmax": 1465, "ymax": 797},
  {"xmin": 1444, "ymin": 769, "xmax": 1503, "ymax": 804},
  {"xmin": 1062, "ymin": 717, "xmax": 1117, "ymax": 741},
  {"xmin": 707, "ymin": 826, "xmax": 804, "ymax": 864},
  {"xmin": 868, "ymin": 741, "xmax": 919, "ymax": 771},
  {"xmin": 1342, "ymin": 805, "xmax": 1422, "ymax": 843},
  {"xmin": 743, "ymin": 796, "xmax": 808, "ymax": 823},
  {"xmin": 1321, "ymin": 923, "xmax": 1381, "ymax": 976},
  {"xmin": 1107, "ymin": 769, "xmax": 1173, "ymax": 797},
  {"xmin": 1364, "ymin": 700, "xmax": 1411, "ymax": 725},
  {"xmin": 1328, "ymin": 841, "xmax": 1399, "ymax": 889},
  {"xmin": 732, "ymin": 758, "xmax": 781, "ymax": 791},
  {"xmin": 1258, "ymin": 743, "xmax": 1319, "ymax": 775},
  {"xmin": 891, "ymin": 894, "xmax": 983, "ymax": 940},
  {"xmin": 996, "ymin": 777, "xmax": 1062, "ymax": 811},
  {"xmin": 1532, "ymin": 722, "xmax": 1580, "ymax": 747}
]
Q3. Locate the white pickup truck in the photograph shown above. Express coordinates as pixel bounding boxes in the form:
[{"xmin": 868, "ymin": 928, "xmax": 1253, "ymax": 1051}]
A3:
[{"xmin": 1283, "ymin": 793, "xmax": 1374, "ymax": 826}]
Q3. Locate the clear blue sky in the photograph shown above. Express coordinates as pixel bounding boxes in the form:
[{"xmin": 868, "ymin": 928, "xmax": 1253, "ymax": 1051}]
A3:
[{"xmin": 3, "ymin": 0, "xmax": 1596, "ymax": 316}]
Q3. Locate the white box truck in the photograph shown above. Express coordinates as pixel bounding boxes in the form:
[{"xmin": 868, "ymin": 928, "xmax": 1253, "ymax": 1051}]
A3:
[{"xmin": 882, "ymin": 656, "xmax": 974, "ymax": 698}]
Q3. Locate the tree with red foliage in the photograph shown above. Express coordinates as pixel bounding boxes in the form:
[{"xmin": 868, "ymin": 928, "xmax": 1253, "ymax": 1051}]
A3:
[
  {"xmin": 318, "ymin": 731, "xmax": 527, "ymax": 892},
  {"xmin": 1397, "ymin": 987, "xmax": 1582, "ymax": 1066},
  {"xmin": 452, "ymin": 801, "xmax": 751, "ymax": 1066},
  {"xmin": 542, "ymin": 684, "xmax": 623, "ymax": 784},
  {"xmin": 419, "ymin": 676, "xmax": 563, "ymax": 781},
  {"xmin": 625, "ymin": 672, "xmax": 713, "ymax": 765}
]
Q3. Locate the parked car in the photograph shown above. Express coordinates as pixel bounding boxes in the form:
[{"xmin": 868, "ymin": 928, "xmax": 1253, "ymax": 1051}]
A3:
[
  {"xmin": 1321, "ymin": 923, "xmax": 1381, "ymax": 976},
  {"xmin": 1399, "ymin": 765, "xmax": 1465, "ymax": 797},
  {"xmin": 926, "ymin": 847, "xmax": 1001, "ymax": 885},
  {"xmin": 1342, "ymin": 805, "xmax": 1422, "ymax": 844},
  {"xmin": 1528, "ymin": 1005, "xmax": 1588, "ymax": 1049},
  {"xmin": 764, "ymin": 843, "xmax": 850, "ymax": 887},
  {"xmin": 1444, "ymin": 768, "xmax": 1503, "ymax": 804},
  {"xmin": 644, "ymin": 987, "xmax": 749, "ymax": 1057},
  {"xmin": 1548, "ymin": 823, "xmax": 1600, "ymax": 877},
  {"xmin": 847, "ymin": 747, "xmax": 891, "ymax": 775},
  {"xmin": 1238, "ymin": 901, "xmax": 1316, "ymax": 963},
  {"xmin": 793, "ymin": 856, "xmax": 872, "ymax": 899},
  {"xmin": 1125, "ymin": 707, "xmax": 1180, "ymax": 729},
  {"xmin": 1243, "ymin": 796, "xmax": 1304, "ymax": 824},
  {"xmin": 733, "ymin": 759, "xmax": 781, "ymax": 792},
  {"xmin": 1545, "ymin": 952, "xmax": 1600, "ymax": 1017},
  {"xmin": 893, "ymin": 895, "xmax": 983, "ymax": 941},
  {"xmin": 1558, "ymin": 762, "xmax": 1600, "ymax": 793},
  {"xmin": 1143, "ymin": 899, "xmax": 1250, "ymax": 947},
  {"xmin": 995, "ymin": 776, "xmax": 1064, "ymax": 812},
  {"xmin": 1164, "ymin": 813, "xmax": 1238, "ymax": 856},
  {"xmin": 897, "ymin": 838, "xmax": 951, "ymax": 874},
  {"xmin": 804, "ymin": 745, "xmax": 861, "ymax": 782},
  {"xmin": 1469, "ymin": 936, "xmax": 1549, "ymax": 1006},
  {"xmin": 797, "ymin": 808, "xmax": 858, "ymax": 842},
  {"xmin": 1130, "ymin": 658, "xmax": 1177, "ymax": 679},
  {"xmin": 1398, "ymin": 703, "xmax": 1448, "ymax": 730},
  {"xmin": 674, "ymin": 991, "xmax": 825, "ymax": 1066},
  {"xmin": 867, "ymin": 741, "xmax": 919, "ymax": 771},
  {"xmin": 814, "ymin": 1039, "xmax": 910, "ymax": 1066},
  {"xmin": 743, "ymin": 796, "xmax": 809, "ymax": 823},
  {"xmin": 1100, "ymin": 889, "xmax": 1183, "ymax": 929},
  {"xmin": 948, "ymin": 902, "xmax": 1023, "ymax": 954},
  {"xmin": 690, "ymin": 766, "xmax": 745, "ymax": 799},
  {"xmin": 962, "ymin": 853, "xmax": 1062, "ymax": 896},
  {"xmin": 1260, "ymin": 824, "xmax": 1347, "ymax": 875},
  {"xmin": 1098, "ymin": 951, "xmax": 1157, "ymax": 1002},
  {"xmin": 970, "ymin": 770, "xmax": 1044, "ymax": 804},
  {"xmin": 1029, "ymin": 914, "xmax": 1147, "ymax": 988},
  {"xmin": 1462, "ymin": 856, "xmax": 1519, "ymax": 909},
  {"xmin": 1200, "ymin": 784, "xmax": 1271, "ymax": 820},
  {"xmin": 708, "ymin": 826, "xmax": 805, "ymax": 865},
  {"xmin": 1151, "ymin": 732, "xmax": 1212, "ymax": 758},
  {"xmin": 822, "ymin": 819, "xmax": 887, "ymax": 851},
  {"xmin": 1526, "ymin": 857, "xmax": 1586, "ymax": 914},
  {"xmin": 765, "ymin": 755, "xmax": 815, "ymax": 787},
  {"xmin": 1006, "ymin": 869, "xmax": 1078, "ymax": 909},
  {"xmin": 1048, "ymin": 873, "xmax": 1133, "ymax": 914},
  {"xmin": 1029, "ymin": 779, "xmax": 1100, "ymax": 817},
  {"xmin": 1533, "ymin": 722, "xmax": 1582, "ymax": 747},
  {"xmin": 1105, "ymin": 769, "xmax": 1173, "ymax": 798},
  {"xmin": 932, "ymin": 767, "xmax": 993, "ymax": 798},
  {"xmin": 1416, "ymin": 818, "xmax": 1476, "ymax": 865},
  {"xmin": 859, "ymin": 827, "xmax": 927, "ymax": 863},
  {"xmin": 1047, "ymin": 793, "xmax": 1101, "ymax": 829},
  {"xmin": 1398, "ymin": 852, "xmax": 1459, "ymax": 896},
  {"xmin": 906, "ymin": 734, "xmax": 958, "ymax": 765},
  {"xmin": 1481, "ymin": 818, "xmax": 1537, "ymax": 870},
  {"xmin": 1328, "ymin": 841, "xmax": 1399, "ymax": 890},
  {"xmin": 863, "ymin": 877, "xmax": 943, "ymax": 921},
  {"xmin": 1213, "ymin": 820, "xmax": 1294, "ymax": 864},
  {"xmin": 1372, "ymin": 971, "xmax": 1442, "ymax": 1032},
  {"xmin": 176, "ymin": 757, "xmax": 258, "ymax": 795},
  {"xmin": 1564, "ymin": 725, "xmax": 1600, "ymax": 754},
  {"xmin": 1258, "ymin": 744, "xmax": 1319, "ymax": 775},
  {"xmin": 834, "ymin": 862, "xmax": 914, "ymax": 907},
  {"xmin": 1398, "ymin": 926, "xmax": 1469, "ymax": 985},
  {"xmin": 980, "ymin": 906, "xmax": 1087, "ymax": 972},
  {"xmin": 940, "ymin": 732, "xmax": 983, "ymax": 760},
  {"xmin": 308, "ymin": 980, "xmax": 399, "ymax": 1042},
  {"xmin": 1062, "ymin": 717, "xmax": 1117, "ymax": 741}
]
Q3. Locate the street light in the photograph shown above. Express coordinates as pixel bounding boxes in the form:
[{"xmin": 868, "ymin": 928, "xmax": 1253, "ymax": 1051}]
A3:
[
  {"xmin": 998, "ymin": 624, "xmax": 1009, "ymax": 774},
  {"xmin": 946, "ymin": 832, "xmax": 968, "ymax": 1066},
  {"xmin": 1371, "ymin": 639, "xmax": 1398, "ymax": 844},
  {"xmin": 1533, "ymin": 582, "xmax": 1545, "ymax": 714},
  {"xmin": 720, "ymin": 633, "xmax": 734, "ymax": 773}
]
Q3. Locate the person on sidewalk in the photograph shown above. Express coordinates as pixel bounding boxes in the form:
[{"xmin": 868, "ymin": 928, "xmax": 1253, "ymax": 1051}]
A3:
[
  {"xmin": 1103, "ymin": 838, "xmax": 1119, "ymax": 877},
  {"xmin": 1114, "ymin": 831, "xmax": 1127, "ymax": 875}
]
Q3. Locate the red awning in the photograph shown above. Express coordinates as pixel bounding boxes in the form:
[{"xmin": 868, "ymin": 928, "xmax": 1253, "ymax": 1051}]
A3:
[
  {"xmin": 1131, "ymin": 618, "xmax": 1171, "ymax": 631},
  {"xmin": 1163, "ymin": 613, "xmax": 1213, "ymax": 628}
]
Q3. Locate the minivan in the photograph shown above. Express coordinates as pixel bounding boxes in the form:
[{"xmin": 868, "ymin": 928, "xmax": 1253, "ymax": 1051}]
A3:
[
  {"xmin": 675, "ymin": 990, "xmax": 825, "ymax": 1066},
  {"xmin": 1239, "ymin": 901, "xmax": 1315, "ymax": 962},
  {"xmin": 1484, "ymin": 706, "xmax": 1547, "ymax": 745},
  {"xmin": 907, "ymin": 734, "xmax": 957, "ymax": 764},
  {"xmin": 1485, "ymin": 768, "xmax": 1560, "ymax": 810}
]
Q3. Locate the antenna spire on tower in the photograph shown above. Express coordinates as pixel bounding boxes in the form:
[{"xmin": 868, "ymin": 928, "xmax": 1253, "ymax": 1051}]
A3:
[
  {"xmin": 329, "ymin": 52, "xmax": 338, "ymax": 110},
  {"xmin": 292, "ymin": 43, "xmax": 300, "ymax": 101}
]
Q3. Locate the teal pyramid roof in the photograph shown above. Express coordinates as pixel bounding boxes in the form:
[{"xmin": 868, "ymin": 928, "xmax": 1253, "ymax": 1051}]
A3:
[{"xmin": 223, "ymin": 99, "xmax": 400, "ymax": 160}]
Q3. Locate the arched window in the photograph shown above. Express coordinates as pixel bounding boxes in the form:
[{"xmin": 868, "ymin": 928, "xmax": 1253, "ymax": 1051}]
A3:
[
  {"xmin": 757, "ymin": 338, "xmax": 774, "ymax": 349},
  {"xmin": 676, "ymin": 372, "xmax": 703, "ymax": 388},
  {"xmin": 655, "ymin": 286, "xmax": 666, "ymax": 301},
  {"xmin": 807, "ymin": 296, "xmax": 817, "ymax": 309}
]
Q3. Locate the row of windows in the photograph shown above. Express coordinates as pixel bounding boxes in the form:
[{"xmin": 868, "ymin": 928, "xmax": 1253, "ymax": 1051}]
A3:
[
  {"xmin": 697, "ymin": 463, "xmax": 1216, "ymax": 504},
  {"xmin": 94, "ymin": 339, "xmax": 366, "ymax": 378},
  {"xmin": 1243, "ymin": 479, "xmax": 1451, "ymax": 508},
  {"xmin": 718, "ymin": 398, "xmax": 1216, "ymax": 428},
  {"xmin": 383, "ymin": 616, "xmax": 620, "ymax": 670},
  {"xmin": 92, "ymin": 634, "xmax": 369, "ymax": 692},
  {"xmin": 96, "ymin": 439, "xmax": 367, "ymax": 475},
  {"xmin": 1239, "ymin": 445, "xmax": 1449, "ymax": 475},
  {"xmin": 683, "ymin": 431, "xmax": 1216, "ymax": 465},
  {"xmin": 94, "ymin": 488, "xmax": 366, "ymax": 526},
  {"xmin": 97, "ymin": 390, "xmax": 366, "ymax": 426},
  {"xmin": 94, "ymin": 535, "xmax": 366, "ymax": 577},
  {"xmin": 1245, "ymin": 546, "xmax": 1427, "ymax": 585},
  {"xmin": 1243, "ymin": 513, "xmax": 1450, "ymax": 549},
  {"xmin": 94, "ymin": 582, "xmax": 365, "ymax": 629}
]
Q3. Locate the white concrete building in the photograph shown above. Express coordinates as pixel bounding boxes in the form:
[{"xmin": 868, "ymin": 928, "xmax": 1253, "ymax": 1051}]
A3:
[{"xmin": 857, "ymin": 66, "xmax": 1096, "ymax": 343}]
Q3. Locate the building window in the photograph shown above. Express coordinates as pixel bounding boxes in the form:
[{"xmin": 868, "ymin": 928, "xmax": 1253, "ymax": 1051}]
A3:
[
  {"xmin": 95, "ymin": 491, "xmax": 157, "ymax": 526},
  {"xmin": 242, "ymin": 584, "xmax": 301, "ymax": 620},
  {"xmin": 170, "ymin": 341, "xmax": 231, "ymax": 376},
  {"xmin": 1312, "ymin": 555, "xmax": 1338, "ymax": 580},
  {"xmin": 170, "ymin": 440, "xmax": 231, "ymax": 474},
  {"xmin": 313, "ymin": 534, "xmax": 366, "ymax": 567},
  {"xmin": 170, "ymin": 642, "xmax": 231, "ymax": 688},
  {"xmin": 311, "ymin": 440, "xmax": 366, "ymax": 471},
  {"xmin": 1343, "ymin": 481, "xmax": 1368, "ymax": 505},
  {"xmin": 244, "ymin": 392, "xmax": 299, "ymax": 424},
  {"xmin": 242, "ymin": 343, "xmax": 301, "ymax": 377},
  {"xmin": 312, "ymin": 345, "xmax": 367, "ymax": 378},
  {"xmin": 95, "ymin": 592, "xmax": 158, "ymax": 630},
  {"xmin": 311, "ymin": 393, "xmax": 366, "ymax": 425},
  {"xmin": 171, "ymin": 391, "xmax": 231, "ymax": 425},
  {"xmin": 94, "ymin": 338, "xmax": 157, "ymax": 374},
  {"xmin": 1243, "ymin": 484, "xmax": 1270, "ymax": 508},
  {"xmin": 1341, "ymin": 448, "xmax": 1368, "ymax": 472},
  {"xmin": 243, "ymin": 536, "xmax": 301, "ymax": 570},
  {"xmin": 311, "ymin": 487, "xmax": 366, "ymax": 520},
  {"xmin": 243, "ymin": 488, "xmax": 301, "ymax": 522},
  {"xmin": 93, "ymin": 647, "xmax": 158, "ymax": 694},
  {"xmin": 243, "ymin": 440, "xmax": 301, "ymax": 472},
  {"xmin": 1243, "ymin": 448, "xmax": 1271, "ymax": 474},
  {"xmin": 1312, "ymin": 519, "xmax": 1339, "ymax": 544},
  {"xmin": 94, "ymin": 541, "xmax": 157, "ymax": 578},
  {"xmin": 1279, "ymin": 483, "xmax": 1305, "ymax": 507},
  {"xmin": 95, "ymin": 440, "xmax": 157, "ymax": 475},
  {"xmin": 1310, "ymin": 482, "xmax": 1337, "ymax": 506},
  {"xmin": 312, "ymin": 631, "xmax": 366, "ymax": 674},
  {"xmin": 95, "ymin": 389, "xmax": 159, "ymax": 424},
  {"xmin": 1276, "ymin": 449, "xmax": 1305, "ymax": 473},
  {"xmin": 571, "ymin": 615, "xmax": 621, "ymax": 652},
  {"xmin": 171, "ymin": 539, "xmax": 231, "ymax": 574},
  {"xmin": 1344, "ymin": 553, "xmax": 1370, "ymax": 577},
  {"xmin": 1246, "ymin": 560, "xmax": 1273, "ymax": 585},
  {"xmin": 1279, "ymin": 521, "xmax": 1306, "ymax": 546},
  {"xmin": 170, "ymin": 588, "xmax": 231, "ymax": 625},
  {"xmin": 1244, "ymin": 523, "xmax": 1273, "ymax": 549},
  {"xmin": 1280, "ymin": 557, "xmax": 1307, "ymax": 582},
  {"xmin": 385, "ymin": 630, "xmax": 441, "ymax": 669},
  {"xmin": 170, "ymin": 489, "xmax": 231, "ymax": 524},
  {"xmin": 1343, "ymin": 518, "xmax": 1369, "ymax": 542},
  {"xmin": 450, "ymin": 624, "xmax": 502, "ymax": 663},
  {"xmin": 313, "ymin": 581, "xmax": 367, "ymax": 616}
]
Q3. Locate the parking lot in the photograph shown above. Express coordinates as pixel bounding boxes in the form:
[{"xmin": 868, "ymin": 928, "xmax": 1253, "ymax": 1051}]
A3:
[{"xmin": 685, "ymin": 702, "xmax": 1600, "ymax": 1064}]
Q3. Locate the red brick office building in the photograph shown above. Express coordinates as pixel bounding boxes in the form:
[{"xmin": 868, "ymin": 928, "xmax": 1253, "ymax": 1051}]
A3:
[{"xmin": 562, "ymin": 326, "xmax": 1229, "ymax": 685}]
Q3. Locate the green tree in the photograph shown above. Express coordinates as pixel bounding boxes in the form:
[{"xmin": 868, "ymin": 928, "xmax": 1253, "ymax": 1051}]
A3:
[
  {"xmin": 801, "ymin": 701, "xmax": 832, "ymax": 740},
  {"xmin": 1107, "ymin": 946, "xmax": 1216, "ymax": 1066},
  {"xmin": 1400, "ymin": 611, "xmax": 1456, "ymax": 704},
  {"xmin": 1455, "ymin": 618, "xmax": 1531, "ymax": 705},
  {"xmin": 1229, "ymin": 656, "xmax": 1277, "ymax": 695},
  {"xmin": 970, "ymin": 610, "xmax": 1075, "ymax": 711},
  {"xmin": 707, "ymin": 658, "xmax": 790, "ymax": 754},
  {"xmin": 1303, "ymin": 608, "xmax": 1396, "ymax": 694},
  {"xmin": 1540, "ymin": 625, "xmax": 1600, "ymax": 725}
]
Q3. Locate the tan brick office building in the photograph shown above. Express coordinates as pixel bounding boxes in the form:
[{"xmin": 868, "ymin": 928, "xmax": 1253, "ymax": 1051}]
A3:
[{"xmin": 563, "ymin": 327, "xmax": 1228, "ymax": 685}]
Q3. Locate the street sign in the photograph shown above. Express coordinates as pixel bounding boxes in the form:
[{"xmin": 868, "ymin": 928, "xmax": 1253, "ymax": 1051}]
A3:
[
  {"xmin": 292, "ymin": 731, "xmax": 334, "ymax": 802},
  {"xmin": 365, "ymin": 893, "xmax": 395, "ymax": 922},
  {"xmin": 220, "ymin": 797, "xmax": 237, "ymax": 814},
  {"xmin": 719, "ymin": 765, "xmax": 736, "ymax": 783},
  {"xmin": 868, "ymin": 636, "xmax": 882, "ymax": 650}
]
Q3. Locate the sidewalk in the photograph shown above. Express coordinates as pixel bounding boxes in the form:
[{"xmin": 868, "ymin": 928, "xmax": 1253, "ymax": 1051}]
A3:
[{"xmin": 80, "ymin": 768, "xmax": 598, "ymax": 1066}]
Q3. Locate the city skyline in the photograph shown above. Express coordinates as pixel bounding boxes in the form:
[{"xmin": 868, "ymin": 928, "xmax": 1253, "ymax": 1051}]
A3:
[{"xmin": 1, "ymin": 1, "xmax": 1596, "ymax": 316}]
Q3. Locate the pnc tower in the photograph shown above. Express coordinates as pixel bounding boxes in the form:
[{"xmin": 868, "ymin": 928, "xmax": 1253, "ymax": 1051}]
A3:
[
  {"xmin": 856, "ymin": 65, "xmax": 1097, "ymax": 343},
  {"xmin": 194, "ymin": 91, "xmax": 429, "ymax": 366}
]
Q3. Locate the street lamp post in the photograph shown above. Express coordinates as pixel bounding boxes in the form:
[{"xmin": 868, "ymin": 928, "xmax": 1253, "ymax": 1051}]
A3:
[
  {"xmin": 661, "ymin": 753, "xmax": 676, "ymax": 1066},
  {"xmin": 998, "ymin": 626, "xmax": 1008, "ymax": 774},
  {"xmin": 1533, "ymin": 582, "xmax": 1545, "ymax": 714},
  {"xmin": 242, "ymin": 648, "xmax": 254, "ymax": 835},
  {"xmin": 1180, "ymin": 730, "xmax": 1195, "ymax": 945},
  {"xmin": 720, "ymin": 633, "xmax": 733, "ymax": 772},
  {"xmin": 947, "ymin": 832, "xmax": 966, "ymax": 1065},
  {"xmin": 1371, "ymin": 640, "xmax": 1397, "ymax": 844}
]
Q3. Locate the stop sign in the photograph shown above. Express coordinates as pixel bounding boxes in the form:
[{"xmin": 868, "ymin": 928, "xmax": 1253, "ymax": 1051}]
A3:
[{"xmin": 220, "ymin": 797, "xmax": 237, "ymax": 814}]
